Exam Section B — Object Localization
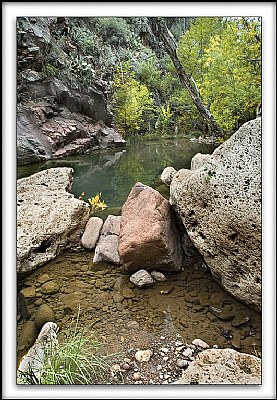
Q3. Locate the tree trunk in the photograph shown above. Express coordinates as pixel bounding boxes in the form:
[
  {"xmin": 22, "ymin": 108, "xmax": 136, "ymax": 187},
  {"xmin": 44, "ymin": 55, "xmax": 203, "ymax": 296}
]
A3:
[{"xmin": 148, "ymin": 17, "xmax": 223, "ymax": 137}]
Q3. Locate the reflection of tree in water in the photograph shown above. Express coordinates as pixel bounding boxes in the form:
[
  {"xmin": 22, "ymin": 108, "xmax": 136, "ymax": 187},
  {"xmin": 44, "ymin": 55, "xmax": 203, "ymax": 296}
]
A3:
[
  {"xmin": 112, "ymin": 143, "xmax": 172, "ymax": 203},
  {"xmin": 17, "ymin": 138, "xmax": 218, "ymax": 210}
]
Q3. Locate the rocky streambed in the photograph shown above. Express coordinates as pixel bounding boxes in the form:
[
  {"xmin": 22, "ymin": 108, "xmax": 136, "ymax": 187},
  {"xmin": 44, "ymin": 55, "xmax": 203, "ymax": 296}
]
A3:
[{"xmin": 17, "ymin": 248, "xmax": 261, "ymax": 384}]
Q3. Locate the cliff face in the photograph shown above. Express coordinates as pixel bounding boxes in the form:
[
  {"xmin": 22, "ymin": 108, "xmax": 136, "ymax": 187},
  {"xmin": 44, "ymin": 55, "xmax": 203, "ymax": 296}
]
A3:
[{"xmin": 17, "ymin": 17, "xmax": 125, "ymax": 166}]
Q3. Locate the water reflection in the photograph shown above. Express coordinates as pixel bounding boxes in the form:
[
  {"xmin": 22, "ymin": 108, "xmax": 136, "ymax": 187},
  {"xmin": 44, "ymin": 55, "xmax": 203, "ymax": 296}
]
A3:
[{"xmin": 17, "ymin": 137, "xmax": 218, "ymax": 210}]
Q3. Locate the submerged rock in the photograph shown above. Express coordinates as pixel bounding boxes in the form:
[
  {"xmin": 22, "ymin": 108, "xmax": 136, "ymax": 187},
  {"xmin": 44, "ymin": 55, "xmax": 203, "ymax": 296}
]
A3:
[{"xmin": 130, "ymin": 269, "xmax": 155, "ymax": 288}]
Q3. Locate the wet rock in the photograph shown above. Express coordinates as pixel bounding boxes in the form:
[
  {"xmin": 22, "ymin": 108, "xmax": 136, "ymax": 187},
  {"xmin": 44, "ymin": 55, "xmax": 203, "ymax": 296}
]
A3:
[
  {"xmin": 34, "ymin": 304, "xmax": 55, "ymax": 330},
  {"xmin": 60, "ymin": 291, "xmax": 88, "ymax": 314},
  {"xmin": 37, "ymin": 273, "xmax": 51, "ymax": 284},
  {"xmin": 208, "ymin": 306, "xmax": 236, "ymax": 321},
  {"xmin": 231, "ymin": 313, "xmax": 250, "ymax": 327},
  {"xmin": 18, "ymin": 287, "xmax": 37, "ymax": 319},
  {"xmin": 173, "ymin": 348, "xmax": 261, "ymax": 384},
  {"xmin": 17, "ymin": 321, "xmax": 38, "ymax": 353},
  {"xmin": 130, "ymin": 270, "xmax": 155, "ymax": 288},
  {"xmin": 118, "ymin": 182, "xmax": 183, "ymax": 272},
  {"xmin": 150, "ymin": 271, "xmax": 167, "ymax": 282},
  {"xmin": 170, "ymin": 118, "xmax": 262, "ymax": 312},
  {"xmin": 122, "ymin": 286, "xmax": 136, "ymax": 299},
  {"xmin": 17, "ymin": 168, "xmax": 90, "ymax": 273},
  {"xmin": 41, "ymin": 280, "xmax": 60, "ymax": 295},
  {"xmin": 185, "ymin": 293, "xmax": 199, "ymax": 304},
  {"xmin": 135, "ymin": 349, "xmax": 153, "ymax": 362},
  {"xmin": 81, "ymin": 217, "xmax": 103, "ymax": 250},
  {"xmin": 231, "ymin": 337, "xmax": 241, "ymax": 350}
]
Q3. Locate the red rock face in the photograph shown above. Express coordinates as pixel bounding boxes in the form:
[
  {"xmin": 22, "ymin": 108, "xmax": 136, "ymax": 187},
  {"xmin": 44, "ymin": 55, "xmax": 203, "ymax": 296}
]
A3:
[{"xmin": 118, "ymin": 182, "xmax": 183, "ymax": 272}]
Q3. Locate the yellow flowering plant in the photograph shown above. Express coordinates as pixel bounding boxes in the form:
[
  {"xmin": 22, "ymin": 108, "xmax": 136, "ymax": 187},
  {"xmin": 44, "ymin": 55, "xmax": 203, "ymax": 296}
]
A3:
[{"xmin": 79, "ymin": 192, "xmax": 108, "ymax": 214}]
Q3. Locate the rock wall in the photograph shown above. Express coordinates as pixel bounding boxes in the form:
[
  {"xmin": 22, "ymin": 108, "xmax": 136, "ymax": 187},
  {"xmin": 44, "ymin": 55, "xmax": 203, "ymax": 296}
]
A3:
[
  {"xmin": 170, "ymin": 118, "xmax": 261, "ymax": 311},
  {"xmin": 17, "ymin": 17, "xmax": 126, "ymax": 166},
  {"xmin": 17, "ymin": 167, "xmax": 90, "ymax": 273}
]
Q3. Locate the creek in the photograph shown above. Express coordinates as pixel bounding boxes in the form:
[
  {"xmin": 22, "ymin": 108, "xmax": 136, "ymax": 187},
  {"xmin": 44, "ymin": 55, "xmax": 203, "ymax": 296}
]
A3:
[{"xmin": 17, "ymin": 137, "xmax": 261, "ymax": 366}]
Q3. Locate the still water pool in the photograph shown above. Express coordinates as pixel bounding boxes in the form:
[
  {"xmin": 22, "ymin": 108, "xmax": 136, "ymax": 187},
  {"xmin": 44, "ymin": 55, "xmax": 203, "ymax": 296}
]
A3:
[{"xmin": 17, "ymin": 137, "xmax": 218, "ymax": 211}]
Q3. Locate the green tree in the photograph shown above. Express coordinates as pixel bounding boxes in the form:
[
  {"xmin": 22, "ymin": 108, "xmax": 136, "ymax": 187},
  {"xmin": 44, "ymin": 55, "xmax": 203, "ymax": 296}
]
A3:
[
  {"xmin": 200, "ymin": 17, "xmax": 261, "ymax": 131},
  {"xmin": 177, "ymin": 17, "xmax": 261, "ymax": 132},
  {"xmin": 112, "ymin": 62, "xmax": 154, "ymax": 135}
]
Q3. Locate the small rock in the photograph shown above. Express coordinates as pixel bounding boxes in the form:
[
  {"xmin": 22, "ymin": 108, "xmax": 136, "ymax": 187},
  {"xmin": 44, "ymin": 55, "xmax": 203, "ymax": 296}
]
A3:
[
  {"xmin": 81, "ymin": 217, "xmax": 103, "ymax": 250},
  {"xmin": 37, "ymin": 273, "xmax": 51, "ymax": 284},
  {"xmin": 192, "ymin": 338, "xmax": 209, "ymax": 349},
  {"xmin": 183, "ymin": 348, "xmax": 193, "ymax": 358},
  {"xmin": 135, "ymin": 349, "xmax": 153, "ymax": 362},
  {"xmin": 177, "ymin": 359, "xmax": 189, "ymax": 368},
  {"xmin": 160, "ymin": 347, "xmax": 169, "ymax": 353},
  {"xmin": 127, "ymin": 320, "xmax": 140, "ymax": 329},
  {"xmin": 34, "ymin": 304, "xmax": 55, "ymax": 330},
  {"xmin": 41, "ymin": 280, "xmax": 59, "ymax": 295},
  {"xmin": 130, "ymin": 270, "xmax": 154, "ymax": 288},
  {"xmin": 231, "ymin": 314, "xmax": 250, "ymax": 327},
  {"xmin": 122, "ymin": 286, "xmax": 136, "ymax": 299},
  {"xmin": 150, "ymin": 271, "xmax": 167, "ymax": 281},
  {"xmin": 133, "ymin": 372, "xmax": 141, "ymax": 381}
]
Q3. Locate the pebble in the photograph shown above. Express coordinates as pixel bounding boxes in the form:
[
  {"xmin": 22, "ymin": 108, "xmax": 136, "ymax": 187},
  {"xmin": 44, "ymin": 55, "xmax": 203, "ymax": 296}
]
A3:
[
  {"xmin": 135, "ymin": 349, "xmax": 153, "ymax": 362},
  {"xmin": 133, "ymin": 372, "xmax": 141, "ymax": 381},
  {"xmin": 177, "ymin": 359, "xmax": 189, "ymax": 368},
  {"xmin": 183, "ymin": 348, "xmax": 193, "ymax": 358},
  {"xmin": 160, "ymin": 347, "xmax": 169, "ymax": 353}
]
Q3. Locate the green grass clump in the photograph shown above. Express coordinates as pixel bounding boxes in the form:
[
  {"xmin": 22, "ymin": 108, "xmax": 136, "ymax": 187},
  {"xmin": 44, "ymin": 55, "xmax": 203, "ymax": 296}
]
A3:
[{"xmin": 18, "ymin": 308, "xmax": 120, "ymax": 385}]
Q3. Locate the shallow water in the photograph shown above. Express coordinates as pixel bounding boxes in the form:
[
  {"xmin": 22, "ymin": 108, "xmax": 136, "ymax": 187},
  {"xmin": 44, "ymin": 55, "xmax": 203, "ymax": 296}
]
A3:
[{"xmin": 17, "ymin": 249, "xmax": 261, "ymax": 364}]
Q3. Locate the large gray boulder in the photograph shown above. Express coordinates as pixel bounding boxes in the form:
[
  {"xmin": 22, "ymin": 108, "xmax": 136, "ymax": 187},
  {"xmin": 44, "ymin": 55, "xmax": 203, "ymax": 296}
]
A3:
[
  {"xmin": 17, "ymin": 167, "xmax": 90, "ymax": 273},
  {"xmin": 173, "ymin": 348, "xmax": 261, "ymax": 384},
  {"xmin": 118, "ymin": 182, "xmax": 183, "ymax": 272},
  {"xmin": 170, "ymin": 118, "xmax": 261, "ymax": 311}
]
